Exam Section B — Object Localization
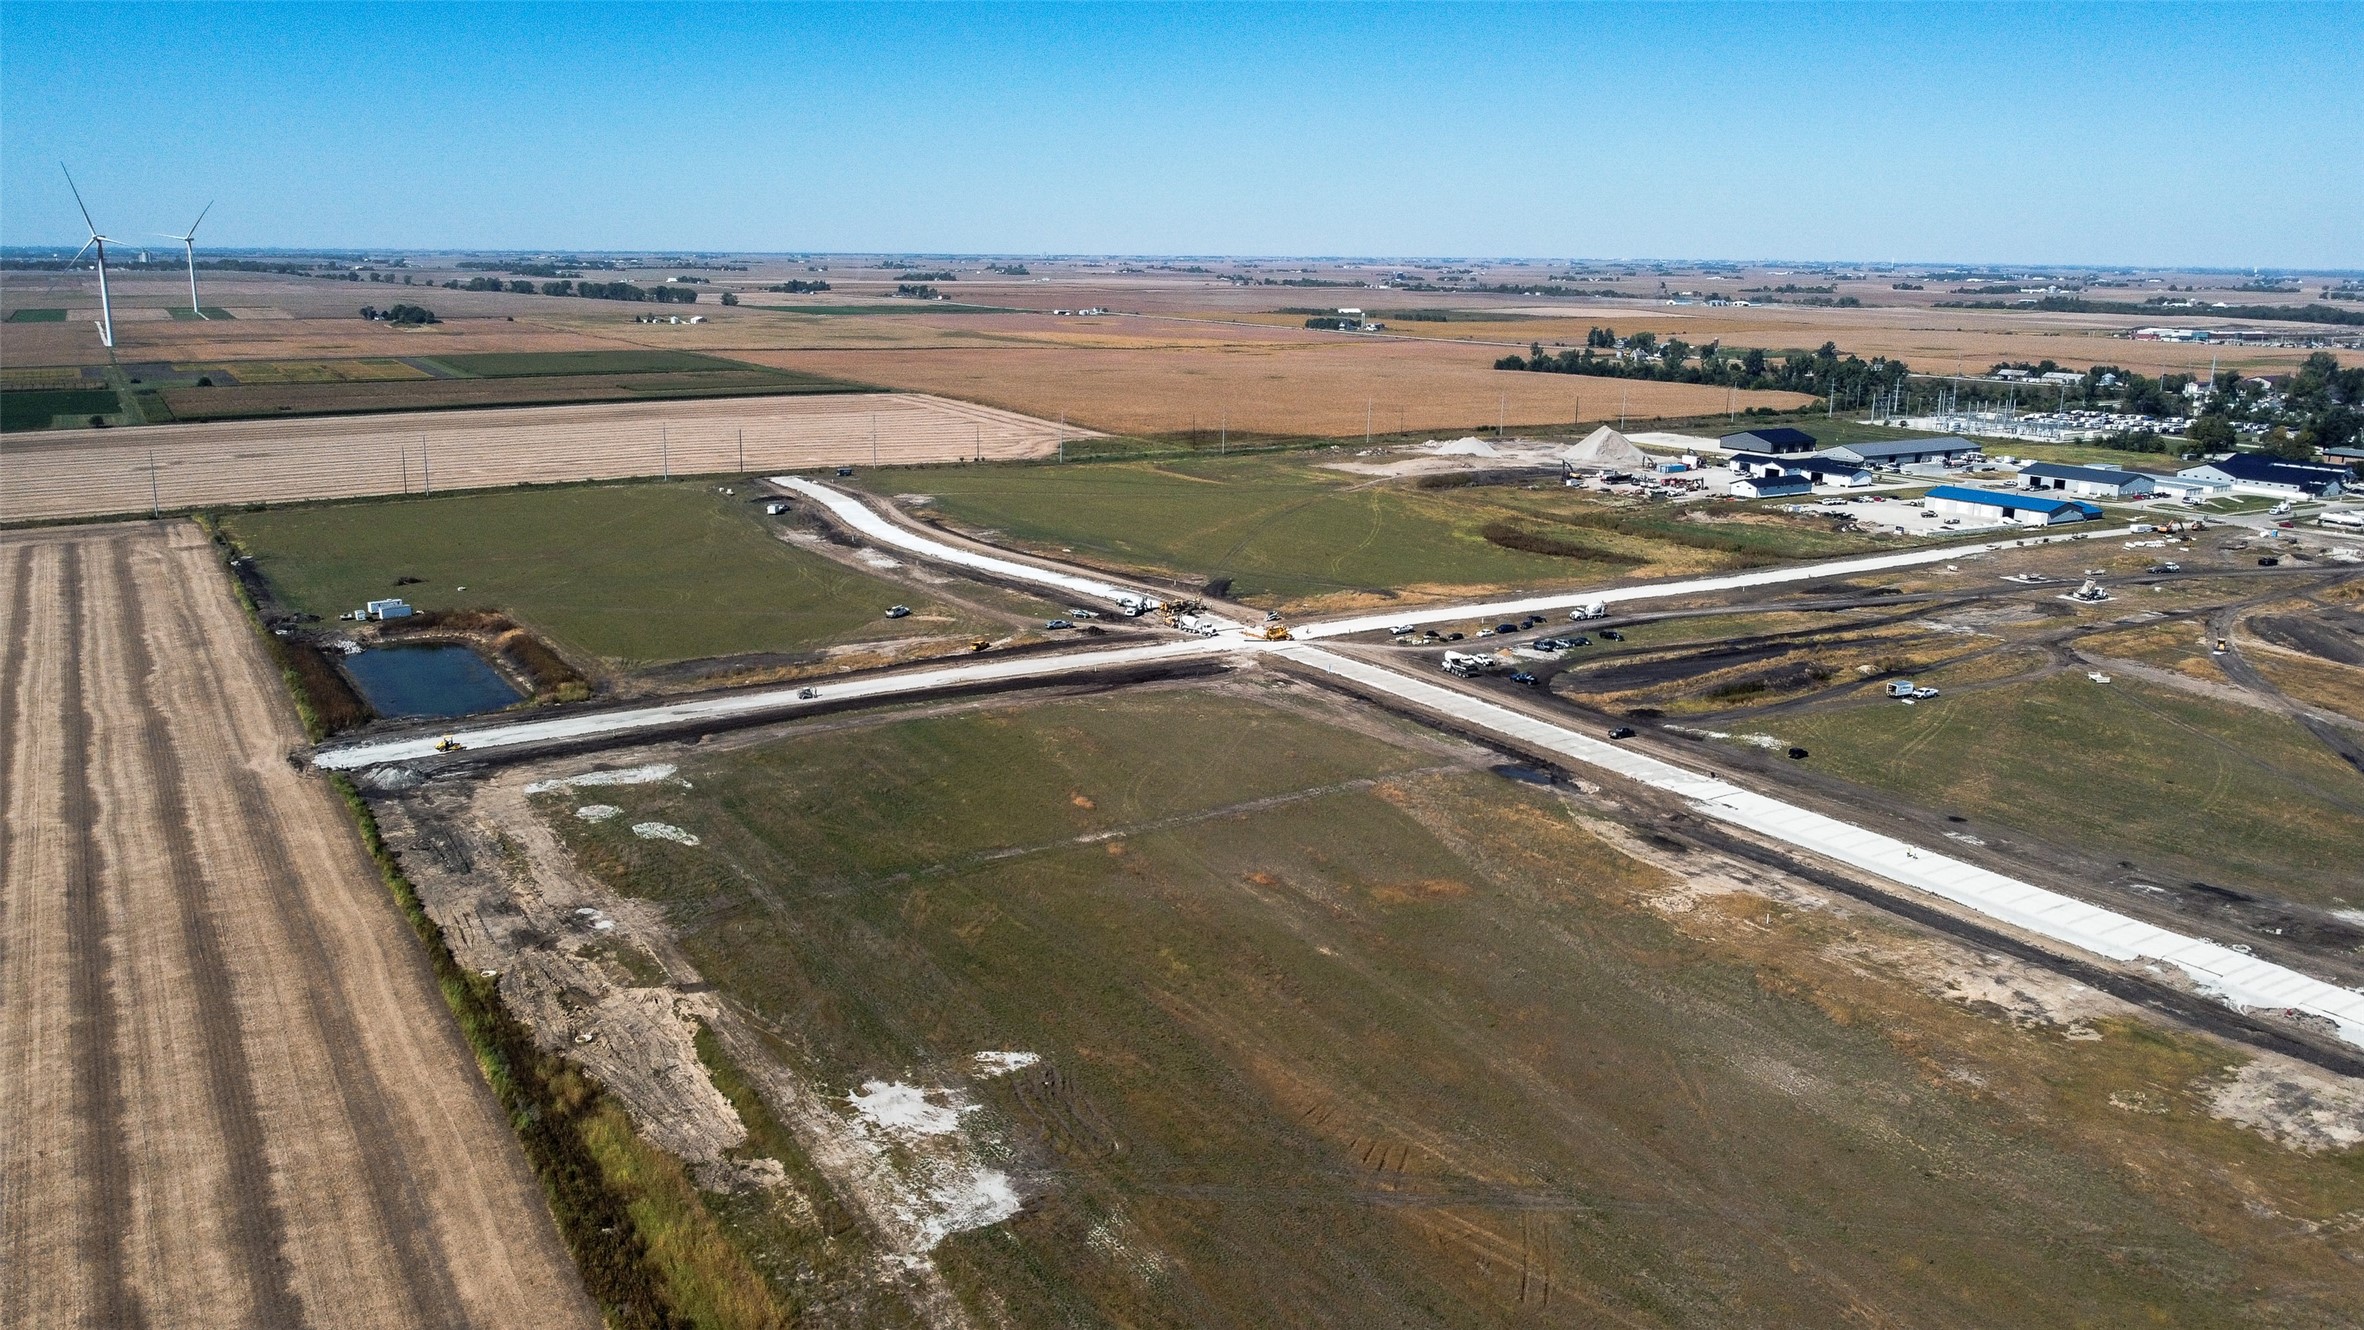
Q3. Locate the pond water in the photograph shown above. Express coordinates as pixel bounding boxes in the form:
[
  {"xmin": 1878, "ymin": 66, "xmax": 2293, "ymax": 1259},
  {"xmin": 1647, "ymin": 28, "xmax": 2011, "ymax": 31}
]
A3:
[{"xmin": 343, "ymin": 642, "xmax": 523, "ymax": 719}]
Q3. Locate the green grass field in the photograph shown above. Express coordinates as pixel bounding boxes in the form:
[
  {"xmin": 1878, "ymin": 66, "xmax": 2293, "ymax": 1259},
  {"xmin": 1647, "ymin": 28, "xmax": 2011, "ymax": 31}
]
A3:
[
  {"xmin": 420, "ymin": 350, "xmax": 766, "ymax": 378},
  {"xmin": 4, "ymin": 307, "xmax": 67, "ymax": 322},
  {"xmin": 534, "ymin": 686, "xmax": 2355, "ymax": 1327},
  {"xmin": 1763, "ymin": 672, "xmax": 2364, "ymax": 906},
  {"xmin": 0, "ymin": 386, "xmax": 122, "ymax": 432},
  {"xmin": 222, "ymin": 482, "xmax": 995, "ymax": 665},
  {"xmin": 876, "ymin": 455, "xmax": 1898, "ymax": 608},
  {"xmin": 166, "ymin": 306, "xmax": 237, "ymax": 320}
]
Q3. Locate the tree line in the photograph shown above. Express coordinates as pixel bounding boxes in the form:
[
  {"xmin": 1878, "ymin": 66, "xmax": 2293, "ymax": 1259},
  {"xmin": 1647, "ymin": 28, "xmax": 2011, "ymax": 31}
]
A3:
[{"xmin": 1494, "ymin": 329, "xmax": 1908, "ymax": 401}]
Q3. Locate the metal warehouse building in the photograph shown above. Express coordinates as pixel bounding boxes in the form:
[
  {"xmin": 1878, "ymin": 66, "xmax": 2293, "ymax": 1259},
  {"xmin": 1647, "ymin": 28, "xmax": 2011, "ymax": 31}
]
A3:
[
  {"xmin": 2178, "ymin": 453, "xmax": 2349, "ymax": 498},
  {"xmin": 1821, "ymin": 437, "xmax": 1982, "ymax": 468},
  {"xmin": 2018, "ymin": 462, "xmax": 2157, "ymax": 499},
  {"xmin": 1923, "ymin": 485, "xmax": 2100, "ymax": 526},
  {"xmin": 1718, "ymin": 426, "xmax": 1819, "ymax": 455}
]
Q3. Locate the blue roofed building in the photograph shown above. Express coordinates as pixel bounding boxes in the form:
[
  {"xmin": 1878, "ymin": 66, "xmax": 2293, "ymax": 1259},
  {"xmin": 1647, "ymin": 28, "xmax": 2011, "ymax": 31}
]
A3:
[
  {"xmin": 1923, "ymin": 485, "xmax": 2101, "ymax": 526},
  {"xmin": 2178, "ymin": 453, "xmax": 2348, "ymax": 497}
]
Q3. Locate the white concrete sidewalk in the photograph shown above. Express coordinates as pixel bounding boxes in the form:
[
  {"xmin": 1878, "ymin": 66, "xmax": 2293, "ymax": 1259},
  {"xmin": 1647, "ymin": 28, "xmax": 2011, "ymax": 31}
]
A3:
[{"xmin": 1274, "ymin": 644, "xmax": 2364, "ymax": 1050}]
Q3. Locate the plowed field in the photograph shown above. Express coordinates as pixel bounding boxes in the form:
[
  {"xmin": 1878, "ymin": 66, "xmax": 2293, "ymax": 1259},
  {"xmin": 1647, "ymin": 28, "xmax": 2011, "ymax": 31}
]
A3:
[{"xmin": 0, "ymin": 522, "xmax": 595, "ymax": 1329}]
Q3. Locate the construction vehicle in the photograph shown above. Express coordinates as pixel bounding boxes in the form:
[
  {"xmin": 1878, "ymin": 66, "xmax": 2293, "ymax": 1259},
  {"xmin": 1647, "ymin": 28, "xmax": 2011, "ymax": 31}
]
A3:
[
  {"xmin": 798, "ymin": 687, "xmax": 820, "ymax": 699},
  {"xmin": 970, "ymin": 637, "xmax": 992, "ymax": 652},
  {"xmin": 1569, "ymin": 599, "xmax": 1608, "ymax": 620},
  {"xmin": 1254, "ymin": 624, "xmax": 1292, "ymax": 641},
  {"xmin": 435, "ymin": 736, "xmax": 464, "ymax": 753}
]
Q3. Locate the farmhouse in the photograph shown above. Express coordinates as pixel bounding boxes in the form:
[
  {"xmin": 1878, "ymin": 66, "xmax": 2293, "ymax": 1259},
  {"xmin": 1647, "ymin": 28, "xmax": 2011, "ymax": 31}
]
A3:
[
  {"xmin": 1730, "ymin": 474, "xmax": 1814, "ymax": 499},
  {"xmin": 2018, "ymin": 462, "xmax": 2156, "ymax": 499},
  {"xmin": 1719, "ymin": 426, "xmax": 1818, "ymax": 454},
  {"xmin": 1820, "ymin": 436, "xmax": 1981, "ymax": 468},
  {"xmin": 2178, "ymin": 453, "xmax": 2348, "ymax": 498},
  {"xmin": 1923, "ymin": 485, "xmax": 2100, "ymax": 526}
]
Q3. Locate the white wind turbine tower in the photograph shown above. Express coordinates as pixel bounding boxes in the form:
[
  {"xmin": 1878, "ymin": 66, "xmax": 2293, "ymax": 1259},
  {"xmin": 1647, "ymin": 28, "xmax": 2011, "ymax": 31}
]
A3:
[
  {"xmin": 159, "ymin": 201, "xmax": 215, "ymax": 319},
  {"xmin": 62, "ymin": 164, "xmax": 116, "ymax": 348}
]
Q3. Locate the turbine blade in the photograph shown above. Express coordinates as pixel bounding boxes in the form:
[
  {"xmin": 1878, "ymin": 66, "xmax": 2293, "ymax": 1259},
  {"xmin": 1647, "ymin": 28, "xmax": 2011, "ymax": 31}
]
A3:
[
  {"xmin": 188, "ymin": 201, "xmax": 213, "ymax": 235},
  {"xmin": 72, "ymin": 238, "xmax": 94, "ymax": 264},
  {"xmin": 60, "ymin": 163, "xmax": 98, "ymax": 233}
]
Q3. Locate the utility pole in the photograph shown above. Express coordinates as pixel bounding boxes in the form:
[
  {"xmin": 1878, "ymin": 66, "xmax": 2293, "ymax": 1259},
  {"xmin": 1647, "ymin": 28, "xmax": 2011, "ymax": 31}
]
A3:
[
  {"xmin": 662, "ymin": 424, "xmax": 670, "ymax": 480},
  {"xmin": 1497, "ymin": 393, "xmax": 1505, "ymax": 440},
  {"xmin": 1365, "ymin": 399, "xmax": 1373, "ymax": 446},
  {"xmin": 147, "ymin": 448, "xmax": 159, "ymax": 517},
  {"xmin": 1058, "ymin": 412, "xmax": 1065, "ymax": 462},
  {"xmin": 871, "ymin": 411, "xmax": 879, "ymax": 465},
  {"xmin": 1220, "ymin": 408, "xmax": 1227, "ymax": 454},
  {"xmin": 421, "ymin": 434, "xmax": 431, "ymax": 495},
  {"xmin": 974, "ymin": 423, "xmax": 982, "ymax": 462},
  {"xmin": 737, "ymin": 428, "xmax": 744, "ymax": 474},
  {"xmin": 401, "ymin": 447, "xmax": 408, "ymax": 495}
]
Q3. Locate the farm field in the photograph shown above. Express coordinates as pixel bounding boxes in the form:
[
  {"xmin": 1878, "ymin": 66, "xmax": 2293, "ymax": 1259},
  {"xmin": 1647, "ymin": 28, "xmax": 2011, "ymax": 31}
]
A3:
[
  {"xmin": 0, "ymin": 386, "xmax": 123, "ymax": 432},
  {"xmin": 222, "ymin": 482, "xmax": 1022, "ymax": 666},
  {"xmin": 869, "ymin": 454, "xmax": 1904, "ymax": 611},
  {"xmin": 0, "ymin": 392, "xmax": 1077, "ymax": 522},
  {"xmin": 1741, "ymin": 671, "xmax": 2364, "ymax": 909},
  {"xmin": 0, "ymin": 521, "xmax": 593, "ymax": 1329},
  {"xmin": 468, "ymin": 683, "xmax": 2364, "ymax": 1327},
  {"xmin": 736, "ymin": 337, "xmax": 1813, "ymax": 437}
]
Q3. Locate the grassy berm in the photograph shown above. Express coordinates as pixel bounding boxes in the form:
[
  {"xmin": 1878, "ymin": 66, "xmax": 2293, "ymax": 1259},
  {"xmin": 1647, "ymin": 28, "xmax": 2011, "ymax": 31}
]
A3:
[
  {"xmin": 539, "ymin": 686, "xmax": 2363, "ymax": 1327},
  {"xmin": 222, "ymin": 482, "xmax": 1000, "ymax": 666}
]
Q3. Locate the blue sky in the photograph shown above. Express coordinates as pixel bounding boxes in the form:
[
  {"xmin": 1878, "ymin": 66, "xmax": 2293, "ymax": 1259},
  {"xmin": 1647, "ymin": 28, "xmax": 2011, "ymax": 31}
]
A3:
[{"xmin": 4, "ymin": 2, "xmax": 2357, "ymax": 266}]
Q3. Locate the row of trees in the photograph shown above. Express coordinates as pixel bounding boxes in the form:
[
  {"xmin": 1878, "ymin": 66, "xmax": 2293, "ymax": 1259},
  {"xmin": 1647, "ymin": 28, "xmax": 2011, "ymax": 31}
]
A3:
[
  {"xmin": 440, "ymin": 276, "xmax": 698, "ymax": 302},
  {"xmin": 1495, "ymin": 331, "xmax": 1909, "ymax": 402},
  {"xmin": 358, "ymin": 304, "xmax": 437, "ymax": 324},
  {"xmin": 765, "ymin": 280, "xmax": 831, "ymax": 293}
]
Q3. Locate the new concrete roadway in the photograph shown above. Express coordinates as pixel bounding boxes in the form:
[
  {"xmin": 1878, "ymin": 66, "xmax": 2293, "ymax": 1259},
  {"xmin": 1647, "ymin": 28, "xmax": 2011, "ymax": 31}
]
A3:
[{"xmin": 312, "ymin": 492, "xmax": 2364, "ymax": 1054}]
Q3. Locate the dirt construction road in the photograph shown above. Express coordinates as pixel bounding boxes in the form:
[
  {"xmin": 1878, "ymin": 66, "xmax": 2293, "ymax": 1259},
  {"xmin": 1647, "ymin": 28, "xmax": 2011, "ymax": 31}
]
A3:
[{"xmin": 0, "ymin": 521, "xmax": 595, "ymax": 1329}]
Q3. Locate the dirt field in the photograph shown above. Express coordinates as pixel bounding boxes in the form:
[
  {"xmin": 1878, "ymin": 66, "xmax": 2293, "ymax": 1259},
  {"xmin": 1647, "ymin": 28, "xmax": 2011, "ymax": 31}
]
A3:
[
  {"xmin": 0, "ymin": 521, "xmax": 594, "ymax": 1329},
  {"xmin": 732, "ymin": 338, "xmax": 1810, "ymax": 436},
  {"xmin": 0, "ymin": 393, "xmax": 1076, "ymax": 522}
]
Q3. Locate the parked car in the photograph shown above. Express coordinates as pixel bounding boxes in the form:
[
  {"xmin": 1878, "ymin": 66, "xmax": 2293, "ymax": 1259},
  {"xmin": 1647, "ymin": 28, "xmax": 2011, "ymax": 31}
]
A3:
[
  {"xmin": 885, "ymin": 605, "xmax": 911, "ymax": 618},
  {"xmin": 1567, "ymin": 635, "xmax": 1590, "ymax": 647},
  {"xmin": 1607, "ymin": 726, "xmax": 1637, "ymax": 740},
  {"xmin": 1045, "ymin": 619, "xmax": 1075, "ymax": 629},
  {"xmin": 1600, "ymin": 629, "xmax": 1624, "ymax": 641},
  {"xmin": 1446, "ymin": 632, "xmax": 1465, "ymax": 641},
  {"xmin": 1509, "ymin": 671, "xmax": 1538, "ymax": 685},
  {"xmin": 1787, "ymin": 747, "xmax": 1809, "ymax": 760},
  {"xmin": 1495, "ymin": 623, "xmax": 1518, "ymax": 635}
]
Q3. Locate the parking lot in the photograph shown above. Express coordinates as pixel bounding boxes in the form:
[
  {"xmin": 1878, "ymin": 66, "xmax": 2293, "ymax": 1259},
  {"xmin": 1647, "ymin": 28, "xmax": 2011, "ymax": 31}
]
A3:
[{"xmin": 1804, "ymin": 495, "xmax": 1996, "ymax": 536}]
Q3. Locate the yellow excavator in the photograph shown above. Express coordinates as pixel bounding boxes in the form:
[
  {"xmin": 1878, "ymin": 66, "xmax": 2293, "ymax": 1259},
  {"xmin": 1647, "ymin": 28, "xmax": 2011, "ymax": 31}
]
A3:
[{"xmin": 435, "ymin": 735, "xmax": 465, "ymax": 753}]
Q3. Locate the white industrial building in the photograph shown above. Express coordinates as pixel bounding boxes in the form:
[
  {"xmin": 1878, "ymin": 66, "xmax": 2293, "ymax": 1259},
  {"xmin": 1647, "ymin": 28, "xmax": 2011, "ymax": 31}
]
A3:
[
  {"xmin": 1923, "ymin": 485, "xmax": 2100, "ymax": 526},
  {"xmin": 2017, "ymin": 462, "xmax": 2156, "ymax": 499}
]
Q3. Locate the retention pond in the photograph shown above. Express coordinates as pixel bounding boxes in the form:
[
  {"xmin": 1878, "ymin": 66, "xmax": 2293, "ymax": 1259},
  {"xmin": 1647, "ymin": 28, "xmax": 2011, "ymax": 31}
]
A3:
[{"xmin": 343, "ymin": 642, "xmax": 523, "ymax": 718}]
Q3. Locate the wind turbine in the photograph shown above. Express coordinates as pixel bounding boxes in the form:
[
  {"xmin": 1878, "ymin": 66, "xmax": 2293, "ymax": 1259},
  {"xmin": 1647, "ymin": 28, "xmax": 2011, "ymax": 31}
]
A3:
[
  {"xmin": 158, "ymin": 202, "xmax": 215, "ymax": 319},
  {"xmin": 61, "ymin": 165, "xmax": 115, "ymax": 348}
]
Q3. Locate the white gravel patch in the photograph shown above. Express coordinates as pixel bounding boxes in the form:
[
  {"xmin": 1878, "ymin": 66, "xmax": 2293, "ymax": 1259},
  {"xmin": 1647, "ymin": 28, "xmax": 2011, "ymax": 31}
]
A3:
[
  {"xmin": 526, "ymin": 763, "xmax": 686, "ymax": 794},
  {"xmin": 849, "ymin": 1081, "xmax": 972, "ymax": 1136},
  {"xmin": 971, "ymin": 1051, "xmax": 1041, "ymax": 1078},
  {"xmin": 575, "ymin": 804, "xmax": 622, "ymax": 822},
  {"xmin": 631, "ymin": 822, "xmax": 701, "ymax": 846}
]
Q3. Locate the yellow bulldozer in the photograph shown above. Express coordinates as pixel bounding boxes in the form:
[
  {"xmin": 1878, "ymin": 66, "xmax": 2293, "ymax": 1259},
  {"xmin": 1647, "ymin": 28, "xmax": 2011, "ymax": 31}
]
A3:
[{"xmin": 435, "ymin": 735, "xmax": 465, "ymax": 753}]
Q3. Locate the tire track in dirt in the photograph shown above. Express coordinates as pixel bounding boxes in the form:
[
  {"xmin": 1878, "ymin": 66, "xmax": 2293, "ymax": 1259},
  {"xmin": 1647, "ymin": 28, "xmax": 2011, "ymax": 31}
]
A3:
[
  {"xmin": 0, "ymin": 540, "xmax": 82, "ymax": 1326},
  {"xmin": 102, "ymin": 536, "xmax": 304, "ymax": 1327},
  {"xmin": 149, "ymin": 562, "xmax": 470, "ymax": 1328},
  {"xmin": 58, "ymin": 543, "xmax": 144, "ymax": 1330},
  {"xmin": 0, "ymin": 543, "xmax": 33, "ymax": 978}
]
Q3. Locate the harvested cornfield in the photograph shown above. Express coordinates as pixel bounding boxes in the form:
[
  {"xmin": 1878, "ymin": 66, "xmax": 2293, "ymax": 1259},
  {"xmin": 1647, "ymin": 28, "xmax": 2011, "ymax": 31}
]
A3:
[{"xmin": 0, "ymin": 393, "xmax": 1085, "ymax": 522}]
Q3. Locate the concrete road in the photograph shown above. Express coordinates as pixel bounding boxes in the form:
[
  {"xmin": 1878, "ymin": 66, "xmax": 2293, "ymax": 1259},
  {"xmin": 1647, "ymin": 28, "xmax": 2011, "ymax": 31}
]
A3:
[
  {"xmin": 1272, "ymin": 644, "xmax": 2364, "ymax": 1052},
  {"xmin": 316, "ymin": 636, "xmax": 1236, "ymax": 769}
]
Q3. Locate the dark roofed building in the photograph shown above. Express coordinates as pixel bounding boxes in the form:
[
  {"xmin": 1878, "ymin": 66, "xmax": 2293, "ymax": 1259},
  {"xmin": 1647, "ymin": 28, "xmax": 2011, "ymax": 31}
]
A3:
[
  {"xmin": 2019, "ymin": 462, "xmax": 2156, "ymax": 499},
  {"xmin": 1719, "ymin": 427, "xmax": 1818, "ymax": 454},
  {"xmin": 2177, "ymin": 453, "xmax": 2347, "ymax": 497},
  {"xmin": 1819, "ymin": 437, "xmax": 1982, "ymax": 467}
]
